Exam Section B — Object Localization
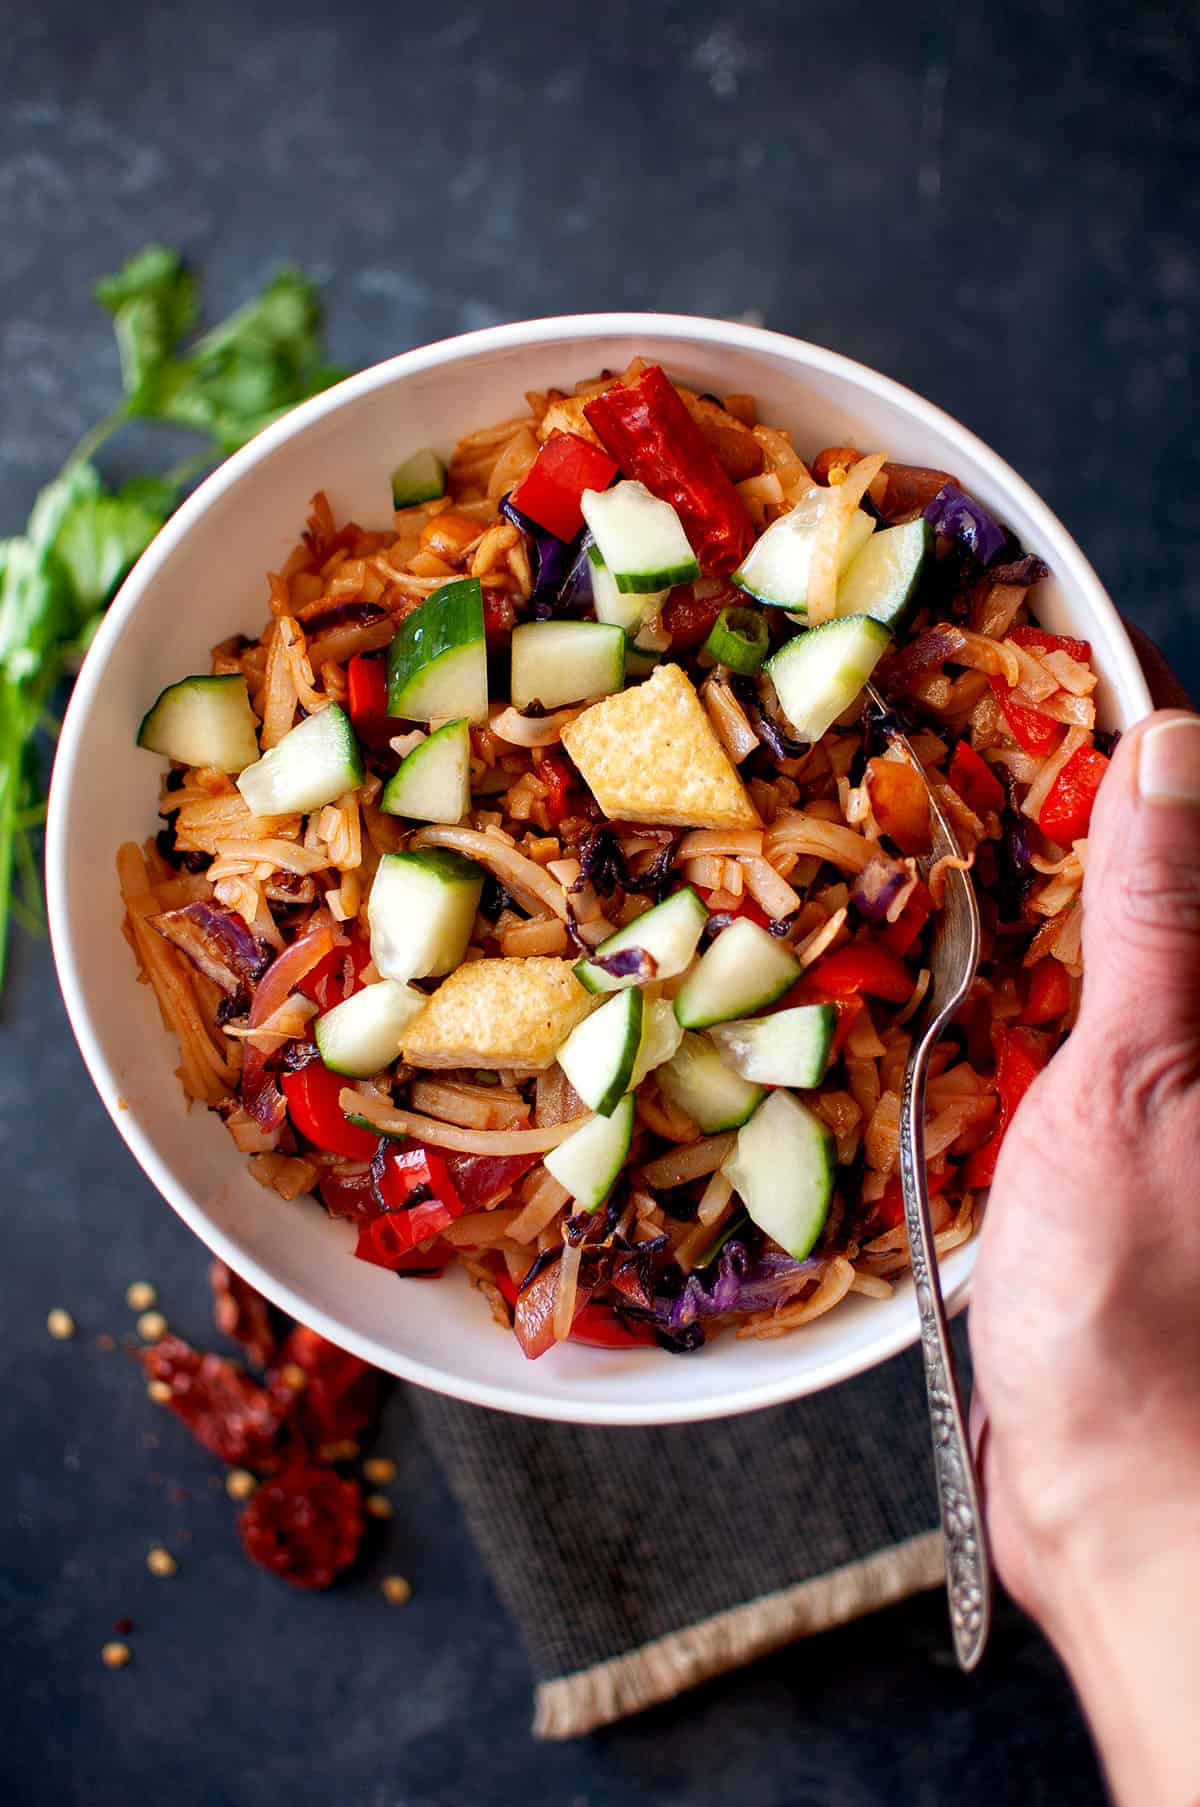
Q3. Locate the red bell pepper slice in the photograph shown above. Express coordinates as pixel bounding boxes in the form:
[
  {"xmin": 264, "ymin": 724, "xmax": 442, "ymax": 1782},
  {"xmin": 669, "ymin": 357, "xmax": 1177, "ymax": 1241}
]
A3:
[
  {"xmin": 990, "ymin": 680, "xmax": 1064, "ymax": 756},
  {"xmin": 1008, "ymin": 624, "xmax": 1092, "ymax": 665},
  {"xmin": 584, "ymin": 365, "xmax": 755, "ymax": 574},
  {"xmin": 353, "ymin": 1149, "xmax": 464, "ymax": 1270},
  {"xmin": 880, "ymin": 880, "xmax": 934, "ymax": 957},
  {"xmin": 567, "ymin": 1303, "xmax": 657, "ymax": 1349},
  {"xmin": 963, "ymin": 1025, "xmax": 1050, "ymax": 1189},
  {"xmin": 947, "ymin": 741, "xmax": 1006, "ymax": 818},
  {"xmin": 1037, "ymin": 745, "xmax": 1109, "ymax": 845},
  {"xmin": 280, "ymin": 1060, "xmax": 380, "ymax": 1160},
  {"xmin": 482, "ymin": 588, "xmax": 517, "ymax": 648},
  {"xmin": 660, "ymin": 581, "xmax": 730, "ymax": 649},
  {"xmin": 537, "ymin": 748, "xmax": 577, "ymax": 826},
  {"xmin": 297, "ymin": 933, "xmax": 371, "ymax": 1011},
  {"xmin": 509, "ymin": 432, "xmax": 618, "ymax": 542},
  {"xmin": 697, "ymin": 886, "xmax": 771, "ymax": 930},
  {"xmin": 1019, "ymin": 959, "xmax": 1073, "ymax": 1026},
  {"xmin": 875, "ymin": 1160, "xmax": 950, "ymax": 1231},
  {"xmin": 804, "ymin": 941, "xmax": 916, "ymax": 1005},
  {"xmin": 346, "ymin": 653, "xmax": 399, "ymax": 750},
  {"xmin": 864, "ymin": 758, "xmax": 931, "ymax": 855},
  {"xmin": 353, "ymin": 1216, "xmax": 450, "ymax": 1274}
]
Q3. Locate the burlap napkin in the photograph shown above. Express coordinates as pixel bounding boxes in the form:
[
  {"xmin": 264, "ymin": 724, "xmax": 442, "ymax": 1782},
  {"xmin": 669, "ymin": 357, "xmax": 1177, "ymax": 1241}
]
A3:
[{"xmin": 412, "ymin": 1325, "xmax": 968, "ymax": 1737}]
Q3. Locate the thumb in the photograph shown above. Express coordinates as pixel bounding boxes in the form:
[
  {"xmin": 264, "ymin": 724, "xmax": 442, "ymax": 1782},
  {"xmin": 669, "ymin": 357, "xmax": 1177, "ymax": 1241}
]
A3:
[{"xmin": 1080, "ymin": 709, "xmax": 1200, "ymax": 1077}]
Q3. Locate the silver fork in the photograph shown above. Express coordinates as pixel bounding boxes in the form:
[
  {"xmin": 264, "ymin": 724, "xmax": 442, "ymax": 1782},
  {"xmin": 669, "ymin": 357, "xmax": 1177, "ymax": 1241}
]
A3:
[{"xmin": 864, "ymin": 682, "xmax": 991, "ymax": 1672}]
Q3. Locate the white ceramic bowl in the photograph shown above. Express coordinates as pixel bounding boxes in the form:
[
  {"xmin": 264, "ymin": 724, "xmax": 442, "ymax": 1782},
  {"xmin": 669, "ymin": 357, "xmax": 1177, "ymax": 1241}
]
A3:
[{"xmin": 47, "ymin": 314, "xmax": 1151, "ymax": 1424}]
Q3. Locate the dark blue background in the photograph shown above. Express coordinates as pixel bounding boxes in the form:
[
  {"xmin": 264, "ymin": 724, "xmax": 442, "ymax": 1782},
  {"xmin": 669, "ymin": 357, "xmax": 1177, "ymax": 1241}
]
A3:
[{"xmin": 2, "ymin": 1, "xmax": 1195, "ymax": 1800}]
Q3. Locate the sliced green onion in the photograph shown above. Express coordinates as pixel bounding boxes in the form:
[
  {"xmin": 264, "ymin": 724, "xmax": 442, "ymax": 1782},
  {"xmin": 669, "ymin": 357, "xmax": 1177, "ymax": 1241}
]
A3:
[{"xmin": 703, "ymin": 606, "xmax": 769, "ymax": 675}]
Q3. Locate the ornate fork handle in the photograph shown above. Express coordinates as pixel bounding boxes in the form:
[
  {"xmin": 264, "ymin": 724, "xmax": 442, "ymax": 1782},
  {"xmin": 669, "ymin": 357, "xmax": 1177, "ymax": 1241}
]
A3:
[{"xmin": 900, "ymin": 1041, "xmax": 992, "ymax": 1670}]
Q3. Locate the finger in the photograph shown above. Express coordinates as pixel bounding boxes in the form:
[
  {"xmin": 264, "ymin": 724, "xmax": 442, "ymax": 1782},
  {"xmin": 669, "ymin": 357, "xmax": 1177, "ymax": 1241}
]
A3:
[
  {"xmin": 1080, "ymin": 709, "xmax": 1200, "ymax": 1057},
  {"xmin": 968, "ymin": 1384, "xmax": 989, "ymax": 1466},
  {"xmin": 1120, "ymin": 619, "xmax": 1194, "ymax": 711}
]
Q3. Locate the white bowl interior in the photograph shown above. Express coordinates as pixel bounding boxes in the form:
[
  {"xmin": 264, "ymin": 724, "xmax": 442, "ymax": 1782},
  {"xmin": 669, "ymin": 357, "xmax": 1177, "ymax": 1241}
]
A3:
[{"xmin": 48, "ymin": 316, "xmax": 1151, "ymax": 1423}]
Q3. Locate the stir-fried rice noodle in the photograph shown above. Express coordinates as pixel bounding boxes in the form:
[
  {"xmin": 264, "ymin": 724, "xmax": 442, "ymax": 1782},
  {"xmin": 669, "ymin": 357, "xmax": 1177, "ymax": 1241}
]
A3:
[{"xmin": 119, "ymin": 372, "xmax": 1093, "ymax": 1353}]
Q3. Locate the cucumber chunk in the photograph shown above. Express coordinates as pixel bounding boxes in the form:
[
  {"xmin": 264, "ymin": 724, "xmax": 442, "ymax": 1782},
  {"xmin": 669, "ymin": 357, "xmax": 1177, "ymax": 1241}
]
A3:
[
  {"xmin": 721, "ymin": 1089, "xmax": 834, "ymax": 1257},
  {"xmin": 137, "ymin": 674, "xmax": 260, "ymax": 773},
  {"xmin": 314, "ymin": 979, "xmax": 428, "ymax": 1078},
  {"xmin": 544, "ymin": 1093, "xmax": 635, "ymax": 1212},
  {"xmin": 733, "ymin": 502, "xmax": 874, "ymax": 612},
  {"xmin": 555, "ymin": 987, "xmax": 643, "ymax": 1117},
  {"xmin": 368, "ymin": 848, "xmax": 485, "ymax": 983},
  {"xmin": 391, "ymin": 447, "xmax": 447, "ymax": 509},
  {"xmin": 510, "ymin": 620, "xmax": 625, "ymax": 711},
  {"xmin": 709, "ymin": 1003, "xmax": 837, "ymax": 1088},
  {"xmin": 628, "ymin": 997, "xmax": 685, "ymax": 1088},
  {"xmin": 836, "ymin": 518, "xmax": 932, "ymax": 627},
  {"xmin": 574, "ymin": 887, "xmax": 709, "ymax": 994},
  {"xmin": 581, "ymin": 480, "xmax": 700, "ymax": 593},
  {"xmin": 655, "ymin": 1032, "xmax": 765, "ymax": 1133},
  {"xmin": 673, "ymin": 918, "xmax": 801, "ymax": 1029},
  {"xmin": 380, "ymin": 718, "xmax": 471, "ymax": 824},
  {"xmin": 764, "ymin": 615, "xmax": 892, "ymax": 744},
  {"xmin": 387, "ymin": 577, "xmax": 488, "ymax": 724},
  {"xmin": 587, "ymin": 543, "xmax": 668, "ymax": 636},
  {"xmin": 236, "ymin": 704, "xmax": 362, "ymax": 816}
]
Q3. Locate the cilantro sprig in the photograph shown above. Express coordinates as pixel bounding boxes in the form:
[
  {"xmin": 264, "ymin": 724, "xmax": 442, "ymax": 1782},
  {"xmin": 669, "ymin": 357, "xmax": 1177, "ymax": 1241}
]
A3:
[{"xmin": 0, "ymin": 247, "xmax": 346, "ymax": 996}]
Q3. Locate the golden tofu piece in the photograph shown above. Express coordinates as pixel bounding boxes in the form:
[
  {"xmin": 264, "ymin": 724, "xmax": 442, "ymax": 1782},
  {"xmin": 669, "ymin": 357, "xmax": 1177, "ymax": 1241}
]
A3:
[
  {"xmin": 561, "ymin": 661, "xmax": 760, "ymax": 830},
  {"xmin": 399, "ymin": 957, "xmax": 594, "ymax": 1071}
]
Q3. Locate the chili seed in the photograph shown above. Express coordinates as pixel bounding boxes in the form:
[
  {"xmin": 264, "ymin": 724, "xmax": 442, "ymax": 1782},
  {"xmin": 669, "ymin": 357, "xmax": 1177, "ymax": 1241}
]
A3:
[
  {"xmin": 365, "ymin": 1494, "xmax": 394, "ymax": 1521},
  {"xmin": 46, "ymin": 1309, "xmax": 76, "ymax": 1341},
  {"xmin": 146, "ymin": 1547, "xmax": 177, "ymax": 1578},
  {"xmin": 125, "ymin": 1282, "xmax": 157, "ymax": 1312},
  {"xmin": 225, "ymin": 1470, "xmax": 257, "ymax": 1501},
  {"xmin": 362, "ymin": 1457, "xmax": 396, "ymax": 1486},
  {"xmin": 137, "ymin": 1311, "xmax": 168, "ymax": 1343},
  {"xmin": 101, "ymin": 1642, "xmax": 131, "ymax": 1669},
  {"xmin": 381, "ymin": 1575, "xmax": 412, "ymax": 1605},
  {"xmin": 147, "ymin": 1381, "xmax": 172, "ymax": 1405}
]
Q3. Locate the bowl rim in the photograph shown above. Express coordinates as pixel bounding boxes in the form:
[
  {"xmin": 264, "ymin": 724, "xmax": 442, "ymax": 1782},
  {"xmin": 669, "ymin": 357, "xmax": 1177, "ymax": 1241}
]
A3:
[{"xmin": 46, "ymin": 312, "xmax": 1152, "ymax": 1424}]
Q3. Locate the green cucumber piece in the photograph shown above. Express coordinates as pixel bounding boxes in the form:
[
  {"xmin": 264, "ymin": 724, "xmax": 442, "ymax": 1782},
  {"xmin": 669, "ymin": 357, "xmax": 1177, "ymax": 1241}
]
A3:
[
  {"xmin": 574, "ymin": 887, "xmax": 709, "ymax": 994},
  {"xmin": 733, "ymin": 502, "xmax": 874, "ymax": 612},
  {"xmin": 543, "ymin": 1092, "xmax": 635, "ymax": 1212},
  {"xmin": 137, "ymin": 674, "xmax": 260, "ymax": 773},
  {"xmin": 555, "ymin": 987, "xmax": 643, "ymax": 1117},
  {"xmin": 709, "ymin": 1003, "xmax": 837, "ymax": 1088},
  {"xmin": 236, "ymin": 704, "xmax": 362, "ymax": 816},
  {"xmin": 703, "ymin": 606, "xmax": 769, "ymax": 674},
  {"xmin": 391, "ymin": 448, "xmax": 447, "ymax": 509},
  {"xmin": 629, "ymin": 998, "xmax": 685, "ymax": 1088},
  {"xmin": 655, "ymin": 1032, "xmax": 765, "ymax": 1133},
  {"xmin": 623, "ymin": 646, "xmax": 664, "ymax": 680},
  {"xmin": 387, "ymin": 577, "xmax": 488, "ymax": 724},
  {"xmin": 581, "ymin": 480, "xmax": 700, "ymax": 593},
  {"xmin": 380, "ymin": 718, "xmax": 471, "ymax": 824},
  {"xmin": 314, "ymin": 979, "xmax": 427, "ymax": 1078},
  {"xmin": 764, "ymin": 614, "xmax": 892, "ymax": 744},
  {"xmin": 586, "ymin": 543, "xmax": 667, "ymax": 636},
  {"xmin": 721, "ymin": 1089, "xmax": 834, "ymax": 1257},
  {"xmin": 367, "ymin": 848, "xmax": 485, "ymax": 982},
  {"xmin": 673, "ymin": 917, "xmax": 801, "ymax": 1029},
  {"xmin": 836, "ymin": 517, "xmax": 932, "ymax": 627},
  {"xmin": 510, "ymin": 620, "xmax": 625, "ymax": 711}
]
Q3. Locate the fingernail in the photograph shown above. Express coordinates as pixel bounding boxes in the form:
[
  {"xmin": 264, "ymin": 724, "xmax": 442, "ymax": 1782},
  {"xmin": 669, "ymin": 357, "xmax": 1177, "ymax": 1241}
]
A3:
[{"xmin": 1138, "ymin": 717, "xmax": 1200, "ymax": 807}]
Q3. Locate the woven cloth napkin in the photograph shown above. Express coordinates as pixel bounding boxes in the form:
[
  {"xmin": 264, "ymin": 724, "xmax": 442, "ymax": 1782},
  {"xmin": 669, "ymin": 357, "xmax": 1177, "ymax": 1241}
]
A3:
[{"xmin": 411, "ymin": 1324, "xmax": 969, "ymax": 1738}]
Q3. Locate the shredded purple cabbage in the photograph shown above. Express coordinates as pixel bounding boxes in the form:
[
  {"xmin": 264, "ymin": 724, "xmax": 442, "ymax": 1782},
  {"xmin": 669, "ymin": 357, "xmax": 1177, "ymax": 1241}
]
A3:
[
  {"xmin": 499, "ymin": 495, "xmax": 592, "ymax": 619},
  {"xmin": 656, "ymin": 1241, "xmax": 823, "ymax": 1329},
  {"xmin": 148, "ymin": 902, "xmax": 271, "ymax": 996},
  {"xmin": 851, "ymin": 854, "xmax": 912, "ymax": 924},
  {"xmin": 590, "ymin": 946, "xmax": 657, "ymax": 982},
  {"xmin": 923, "ymin": 483, "xmax": 1007, "ymax": 566},
  {"xmin": 986, "ymin": 554, "xmax": 1050, "ymax": 587},
  {"xmin": 300, "ymin": 600, "xmax": 388, "ymax": 636}
]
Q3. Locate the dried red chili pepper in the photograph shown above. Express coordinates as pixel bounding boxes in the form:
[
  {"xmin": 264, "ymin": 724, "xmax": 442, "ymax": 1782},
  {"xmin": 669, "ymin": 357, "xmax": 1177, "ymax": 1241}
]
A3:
[
  {"xmin": 209, "ymin": 1261, "xmax": 277, "ymax": 1369},
  {"xmin": 267, "ymin": 1325, "xmax": 381, "ymax": 1452},
  {"xmin": 142, "ymin": 1336, "xmax": 284, "ymax": 1470},
  {"xmin": 238, "ymin": 1462, "xmax": 364, "ymax": 1590}
]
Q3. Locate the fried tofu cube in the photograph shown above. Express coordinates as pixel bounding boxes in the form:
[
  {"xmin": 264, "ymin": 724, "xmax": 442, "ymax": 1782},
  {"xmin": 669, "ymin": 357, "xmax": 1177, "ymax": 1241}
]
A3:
[
  {"xmin": 399, "ymin": 957, "xmax": 594, "ymax": 1071},
  {"xmin": 561, "ymin": 661, "xmax": 760, "ymax": 830}
]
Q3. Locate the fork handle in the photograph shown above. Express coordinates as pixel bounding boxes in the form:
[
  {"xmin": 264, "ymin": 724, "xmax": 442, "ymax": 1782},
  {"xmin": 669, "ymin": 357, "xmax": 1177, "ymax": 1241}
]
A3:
[{"xmin": 900, "ymin": 1049, "xmax": 993, "ymax": 1671}]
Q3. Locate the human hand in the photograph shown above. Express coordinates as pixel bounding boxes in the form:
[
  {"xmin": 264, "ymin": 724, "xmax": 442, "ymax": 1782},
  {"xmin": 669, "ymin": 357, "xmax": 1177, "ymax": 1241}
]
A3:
[{"xmin": 969, "ymin": 704, "xmax": 1200, "ymax": 1804}]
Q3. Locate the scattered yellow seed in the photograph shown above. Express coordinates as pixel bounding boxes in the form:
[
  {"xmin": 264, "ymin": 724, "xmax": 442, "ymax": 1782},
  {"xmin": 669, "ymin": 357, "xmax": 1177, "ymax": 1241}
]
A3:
[
  {"xmin": 317, "ymin": 1439, "xmax": 360, "ymax": 1465},
  {"xmin": 365, "ymin": 1493, "xmax": 394, "ymax": 1521},
  {"xmin": 101, "ymin": 1642, "xmax": 131, "ymax": 1669},
  {"xmin": 125, "ymin": 1282, "xmax": 157, "ymax": 1312},
  {"xmin": 137, "ymin": 1311, "xmax": 168, "ymax": 1343},
  {"xmin": 363, "ymin": 1457, "xmax": 396, "ymax": 1486},
  {"xmin": 147, "ymin": 1380, "xmax": 172, "ymax": 1405},
  {"xmin": 279, "ymin": 1363, "xmax": 307, "ymax": 1390},
  {"xmin": 146, "ymin": 1547, "xmax": 177, "ymax": 1578},
  {"xmin": 381, "ymin": 1575, "xmax": 412, "ymax": 1605},
  {"xmin": 225, "ymin": 1469, "xmax": 257, "ymax": 1501},
  {"xmin": 47, "ymin": 1309, "xmax": 76, "ymax": 1341}
]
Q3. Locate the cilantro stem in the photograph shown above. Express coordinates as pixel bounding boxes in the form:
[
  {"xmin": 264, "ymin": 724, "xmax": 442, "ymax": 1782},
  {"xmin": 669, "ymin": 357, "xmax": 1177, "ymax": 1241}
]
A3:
[{"xmin": 63, "ymin": 405, "xmax": 129, "ymax": 472}]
